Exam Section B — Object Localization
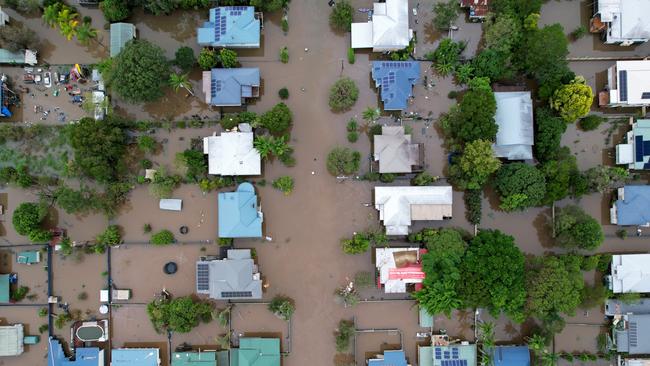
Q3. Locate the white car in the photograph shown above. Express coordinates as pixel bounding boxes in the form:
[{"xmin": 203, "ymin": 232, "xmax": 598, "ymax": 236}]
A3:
[{"xmin": 43, "ymin": 72, "xmax": 51, "ymax": 88}]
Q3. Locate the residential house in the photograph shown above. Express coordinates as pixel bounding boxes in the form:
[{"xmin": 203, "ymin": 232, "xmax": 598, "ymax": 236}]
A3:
[
  {"xmin": 230, "ymin": 337, "xmax": 280, "ymax": 366},
  {"xmin": 612, "ymin": 313, "xmax": 650, "ymax": 355},
  {"xmin": 606, "ymin": 61, "xmax": 650, "ymax": 107},
  {"xmin": 621, "ymin": 358, "xmax": 650, "ymax": 366},
  {"xmin": 0, "ymin": 11, "xmax": 37, "ymax": 65},
  {"xmin": 48, "ymin": 337, "xmax": 104, "ymax": 366},
  {"xmin": 605, "ymin": 298, "xmax": 650, "ymax": 317},
  {"xmin": 368, "ymin": 350, "xmax": 409, "ymax": 366},
  {"xmin": 0, "ymin": 324, "xmax": 23, "ymax": 357},
  {"xmin": 418, "ymin": 335, "xmax": 477, "ymax": 366},
  {"xmin": 591, "ymin": 0, "xmax": 650, "ymax": 45},
  {"xmin": 610, "ymin": 185, "xmax": 650, "ymax": 226},
  {"xmin": 197, "ymin": 7, "xmax": 260, "ymax": 48},
  {"xmin": 375, "ymin": 247, "xmax": 425, "ymax": 293},
  {"xmin": 374, "ymin": 186, "xmax": 453, "ymax": 235},
  {"xmin": 0, "ymin": 274, "xmax": 9, "ymax": 303},
  {"xmin": 609, "ymin": 254, "xmax": 650, "ymax": 293},
  {"xmin": 490, "ymin": 346, "xmax": 530, "ymax": 366},
  {"xmin": 616, "ymin": 119, "xmax": 650, "ymax": 169},
  {"xmin": 217, "ymin": 183, "xmax": 263, "ymax": 238},
  {"xmin": 109, "ymin": 23, "xmax": 136, "ymax": 57},
  {"xmin": 459, "ymin": 0, "xmax": 489, "ymax": 21},
  {"xmin": 111, "ymin": 348, "xmax": 160, "ymax": 366},
  {"xmin": 493, "ymin": 91, "xmax": 534, "ymax": 161},
  {"xmin": 351, "ymin": 0, "xmax": 412, "ymax": 51},
  {"xmin": 373, "ymin": 125, "xmax": 423, "ymax": 173},
  {"xmin": 171, "ymin": 350, "xmax": 228, "ymax": 366},
  {"xmin": 419, "ymin": 306, "xmax": 434, "ymax": 328},
  {"xmin": 203, "ymin": 124, "xmax": 261, "ymax": 176},
  {"xmin": 371, "ymin": 61, "xmax": 420, "ymax": 111},
  {"xmin": 202, "ymin": 68, "xmax": 260, "ymax": 107},
  {"xmin": 196, "ymin": 249, "xmax": 262, "ymax": 300}
]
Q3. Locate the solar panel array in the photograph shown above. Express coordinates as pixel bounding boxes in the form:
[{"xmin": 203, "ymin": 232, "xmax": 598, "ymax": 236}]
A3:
[
  {"xmin": 630, "ymin": 321, "xmax": 638, "ymax": 348},
  {"xmin": 440, "ymin": 360, "xmax": 467, "ymax": 366},
  {"xmin": 619, "ymin": 70, "xmax": 628, "ymax": 102},
  {"xmin": 380, "ymin": 72, "xmax": 397, "ymax": 86},
  {"xmin": 381, "ymin": 61, "xmax": 413, "ymax": 68},
  {"xmin": 642, "ymin": 92, "xmax": 650, "ymax": 99},
  {"xmin": 211, "ymin": 80, "xmax": 222, "ymax": 98},
  {"xmin": 196, "ymin": 263, "xmax": 210, "ymax": 291},
  {"xmin": 434, "ymin": 347, "xmax": 460, "ymax": 360},
  {"xmin": 213, "ymin": 8, "xmax": 228, "ymax": 42},
  {"xmin": 221, "ymin": 291, "xmax": 253, "ymax": 298}
]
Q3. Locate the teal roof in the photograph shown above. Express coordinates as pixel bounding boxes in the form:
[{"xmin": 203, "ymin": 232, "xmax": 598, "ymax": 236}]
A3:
[
  {"xmin": 218, "ymin": 183, "xmax": 262, "ymax": 238},
  {"xmin": 17, "ymin": 250, "xmax": 40, "ymax": 264},
  {"xmin": 0, "ymin": 274, "xmax": 9, "ymax": 303},
  {"xmin": 197, "ymin": 7, "xmax": 260, "ymax": 48},
  {"xmin": 368, "ymin": 350, "xmax": 407, "ymax": 366},
  {"xmin": 172, "ymin": 351, "xmax": 217, "ymax": 366},
  {"xmin": 419, "ymin": 346, "xmax": 433, "ymax": 366},
  {"xmin": 111, "ymin": 348, "xmax": 159, "ymax": 366},
  {"xmin": 230, "ymin": 338, "xmax": 280, "ymax": 366},
  {"xmin": 419, "ymin": 306, "xmax": 434, "ymax": 328},
  {"xmin": 110, "ymin": 23, "xmax": 136, "ymax": 57},
  {"xmin": 0, "ymin": 49, "xmax": 24, "ymax": 64},
  {"xmin": 432, "ymin": 344, "xmax": 477, "ymax": 366}
]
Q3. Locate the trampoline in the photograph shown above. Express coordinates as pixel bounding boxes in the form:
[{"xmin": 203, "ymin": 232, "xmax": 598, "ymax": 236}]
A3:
[{"xmin": 163, "ymin": 262, "xmax": 178, "ymax": 275}]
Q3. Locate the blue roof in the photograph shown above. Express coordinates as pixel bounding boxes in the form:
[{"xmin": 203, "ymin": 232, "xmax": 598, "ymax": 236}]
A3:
[
  {"xmin": 616, "ymin": 185, "xmax": 650, "ymax": 225},
  {"xmin": 207, "ymin": 68, "xmax": 260, "ymax": 106},
  {"xmin": 218, "ymin": 182, "xmax": 262, "ymax": 238},
  {"xmin": 490, "ymin": 346, "xmax": 530, "ymax": 366},
  {"xmin": 111, "ymin": 348, "xmax": 160, "ymax": 366},
  {"xmin": 197, "ymin": 7, "xmax": 260, "ymax": 48},
  {"xmin": 368, "ymin": 350, "xmax": 408, "ymax": 366},
  {"xmin": 371, "ymin": 61, "xmax": 420, "ymax": 110},
  {"xmin": 48, "ymin": 338, "xmax": 102, "ymax": 366}
]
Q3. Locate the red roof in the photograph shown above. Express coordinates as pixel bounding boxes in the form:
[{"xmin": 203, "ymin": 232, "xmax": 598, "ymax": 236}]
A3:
[
  {"xmin": 460, "ymin": 0, "xmax": 489, "ymax": 18},
  {"xmin": 388, "ymin": 264, "xmax": 425, "ymax": 280}
]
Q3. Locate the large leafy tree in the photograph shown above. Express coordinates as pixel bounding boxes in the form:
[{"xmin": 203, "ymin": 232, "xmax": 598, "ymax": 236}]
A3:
[
  {"xmin": 326, "ymin": 147, "xmax": 360, "ymax": 176},
  {"xmin": 111, "ymin": 39, "xmax": 170, "ymax": 103},
  {"xmin": 12, "ymin": 202, "xmax": 51, "ymax": 243},
  {"xmin": 534, "ymin": 108, "xmax": 566, "ymax": 163},
  {"xmin": 449, "ymin": 139, "xmax": 501, "ymax": 190},
  {"xmin": 413, "ymin": 229, "xmax": 467, "ymax": 316},
  {"xmin": 329, "ymin": 77, "xmax": 359, "ymax": 112},
  {"xmin": 260, "ymin": 103, "xmax": 292, "ymax": 134},
  {"xmin": 516, "ymin": 24, "xmax": 568, "ymax": 81},
  {"xmin": 100, "ymin": 0, "xmax": 130, "ymax": 22},
  {"xmin": 526, "ymin": 256, "xmax": 584, "ymax": 317},
  {"xmin": 146, "ymin": 296, "xmax": 212, "ymax": 333},
  {"xmin": 250, "ymin": 0, "xmax": 288, "ymax": 12},
  {"xmin": 432, "ymin": 0, "xmax": 458, "ymax": 31},
  {"xmin": 484, "ymin": 13, "xmax": 522, "ymax": 55},
  {"xmin": 553, "ymin": 205, "xmax": 604, "ymax": 251},
  {"xmin": 68, "ymin": 117, "xmax": 128, "ymax": 183},
  {"xmin": 442, "ymin": 88, "xmax": 497, "ymax": 145},
  {"xmin": 550, "ymin": 76, "xmax": 594, "ymax": 123},
  {"xmin": 471, "ymin": 48, "xmax": 514, "ymax": 82},
  {"xmin": 329, "ymin": 0, "xmax": 353, "ymax": 32},
  {"xmin": 494, "ymin": 163, "xmax": 546, "ymax": 211},
  {"xmin": 459, "ymin": 230, "xmax": 526, "ymax": 321},
  {"xmin": 540, "ymin": 148, "xmax": 582, "ymax": 204}
]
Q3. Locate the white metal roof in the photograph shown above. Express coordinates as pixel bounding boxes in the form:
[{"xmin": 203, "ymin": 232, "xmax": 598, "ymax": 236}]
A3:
[
  {"xmin": 203, "ymin": 124, "xmax": 261, "ymax": 176},
  {"xmin": 159, "ymin": 199, "xmax": 182, "ymax": 211},
  {"xmin": 598, "ymin": 0, "xmax": 650, "ymax": 44},
  {"xmin": 611, "ymin": 254, "xmax": 650, "ymax": 293},
  {"xmin": 374, "ymin": 186, "xmax": 453, "ymax": 235},
  {"xmin": 612, "ymin": 61, "xmax": 650, "ymax": 106},
  {"xmin": 493, "ymin": 91, "xmax": 534, "ymax": 161},
  {"xmin": 351, "ymin": 0, "xmax": 411, "ymax": 51},
  {"xmin": 351, "ymin": 22, "xmax": 373, "ymax": 49},
  {"xmin": 0, "ymin": 324, "xmax": 23, "ymax": 357}
]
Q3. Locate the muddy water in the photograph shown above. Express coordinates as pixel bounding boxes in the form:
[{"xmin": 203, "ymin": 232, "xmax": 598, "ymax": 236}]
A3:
[{"xmin": 0, "ymin": 246, "xmax": 48, "ymax": 304}]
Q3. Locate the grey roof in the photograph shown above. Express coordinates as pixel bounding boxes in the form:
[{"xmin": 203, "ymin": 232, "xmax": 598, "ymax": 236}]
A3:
[
  {"xmin": 109, "ymin": 23, "xmax": 136, "ymax": 57},
  {"xmin": 606, "ymin": 299, "xmax": 650, "ymax": 316},
  {"xmin": 0, "ymin": 324, "xmax": 23, "ymax": 357},
  {"xmin": 373, "ymin": 126, "xmax": 420, "ymax": 173},
  {"xmin": 617, "ymin": 314, "xmax": 650, "ymax": 354},
  {"xmin": 493, "ymin": 92, "xmax": 534, "ymax": 161},
  {"xmin": 196, "ymin": 249, "xmax": 262, "ymax": 300}
]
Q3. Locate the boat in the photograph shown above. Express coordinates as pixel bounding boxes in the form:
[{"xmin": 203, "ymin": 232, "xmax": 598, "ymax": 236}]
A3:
[{"xmin": 43, "ymin": 72, "xmax": 51, "ymax": 88}]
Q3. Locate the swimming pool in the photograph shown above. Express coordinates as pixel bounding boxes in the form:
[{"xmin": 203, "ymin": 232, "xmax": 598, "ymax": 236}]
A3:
[{"xmin": 76, "ymin": 323, "xmax": 105, "ymax": 342}]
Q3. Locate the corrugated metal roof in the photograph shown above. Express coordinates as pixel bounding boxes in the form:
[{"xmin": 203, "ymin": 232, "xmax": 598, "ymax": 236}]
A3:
[
  {"xmin": 197, "ymin": 7, "xmax": 260, "ymax": 48},
  {"xmin": 371, "ymin": 61, "xmax": 420, "ymax": 111},
  {"xmin": 0, "ymin": 325, "xmax": 23, "ymax": 357},
  {"xmin": 493, "ymin": 91, "xmax": 534, "ymax": 161},
  {"xmin": 218, "ymin": 183, "xmax": 262, "ymax": 238},
  {"xmin": 110, "ymin": 23, "xmax": 136, "ymax": 57}
]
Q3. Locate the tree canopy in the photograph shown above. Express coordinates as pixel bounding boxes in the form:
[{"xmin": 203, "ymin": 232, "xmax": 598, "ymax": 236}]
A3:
[
  {"xmin": 540, "ymin": 147, "xmax": 581, "ymax": 204},
  {"xmin": 553, "ymin": 205, "xmax": 604, "ymax": 251},
  {"xmin": 432, "ymin": 0, "xmax": 459, "ymax": 31},
  {"xmin": 329, "ymin": 77, "xmax": 359, "ymax": 112},
  {"xmin": 459, "ymin": 229, "xmax": 526, "ymax": 320},
  {"xmin": 550, "ymin": 76, "xmax": 594, "ymax": 123},
  {"xmin": 326, "ymin": 147, "xmax": 360, "ymax": 176},
  {"xmin": 526, "ymin": 256, "xmax": 584, "ymax": 317},
  {"xmin": 174, "ymin": 46, "xmax": 196, "ymax": 72},
  {"xmin": 100, "ymin": 0, "xmax": 130, "ymax": 22},
  {"xmin": 260, "ymin": 103, "xmax": 292, "ymax": 134},
  {"xmin": 494, "ymin": 163, "xmax": 546, "ymax": 211},
  {"xmin": 534, "ymin": 108, "xmax": 566, "ymax": 163},
  {"xmin": 441, "ymin": 88, "xmax": 497, "ymax": 146},
  {"xmin": 111, "ymin": 40, "xmax": 170, "ymax": 103},
  {"xmin": 449, "ymin": 139, "xmax": 501, "ymax": 190},
  {"xmin": 146, "ymin": 296, "xmax": 212, "ymax": 333},
  {"xmin": 12, "ymin": 202, "xmax": 51, "ymax": 243},
  {"xmin": 329, "ymin": 0, "xmax": 353, "ymax": 31}
]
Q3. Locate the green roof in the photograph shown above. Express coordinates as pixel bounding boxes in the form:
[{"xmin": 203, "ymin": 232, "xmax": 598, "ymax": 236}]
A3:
[
  {"xmin": 0, "ymin": 274, "xmax": 9, "ymax": 303},
  {"xmin": 172, "ymin": 351, "xmax": 217, "ymax": 366},
  {"xmin": 110, "ymin": 23, "xmax": 136, "ymax": 57},
  {"xmin": 231, "ymin": 338, "xmax": 280, "ymax": 366}
]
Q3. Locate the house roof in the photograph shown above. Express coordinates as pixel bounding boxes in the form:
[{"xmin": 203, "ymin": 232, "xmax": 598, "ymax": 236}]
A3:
[
  {"xmin": 202, "ymin": 68, "xmax": 260, "ymax": 106},
  {"xmin": 609, "ymin": 61, "xmax": 650, "ymax": 106},
  {"xmin": 490, "ymin": 346, "xmax": 530, "ymax": 366},
  {"xmin": 614, "ymin": 185, "xmax": 650, "ymax": 225},
  {"xmin": 375, "ymin": 186, "xmax": 453, "ymax": 235},
  {"xmin": 197, "ymin": 7, "xmax": 260, "ymax": 48},
  {"xmin": 48, "ymin": 338, "xmax": 103, "ymax": 366},
  {"xmin": 0, "ymin": 324, "xmax": 23, "ymax": 357},
  {"xmin": 597, "ymin": 0, "xmax": 650, "ymax": 44},
  {"xmin": 432, "ymin": 344, "xmax": 477, "ymax": 366},
  {"xmin": 374, "ymin": 125, "xmax": 420, "ymax": 173},
  {"xmin": 171, "ymin": 351, "xmax": 218, "ymax": 366},
  {"xmin": 218, "ymin": 183, "xmax": 263, "ymax": 238},
  {"xmin": 196, "ymin": 249, "xmax": 262, "ymax": 300},
  {"xmin": 351, "ymin": 0, "xmax": 411, "ymax": 51},
  {"xmin": 371, "ymin": 61, "xmax": 420, "ymax": 111},
  {"xmin": 17, "ymin": 250, "xmax": 40, "ymax": 264},
  {"xmin": 0, "ymin": 49, "xmax": 36, "ymax": 65},
  {"xmin": 368, "ymin": 350, "xmax": 408, "ymax": 366},
  {"xmin": 605, "ymin": 298, "xmax": 650, "ymax": 316},
  {"xmin": 111, "ymin": 348, "xmax": 160, "ymax": 366},
  {"xmin": 203, "ymin": 125, "xmax": 261, "ymax": 176},
  {"xmin": 159, "ymin": 199, "xmax": 182, "ymax": 211},
  {"xmin": 616, "ymin": 314, "xmax": 650, "ymax": 354},
  {"xmin": 0, "ymin": 274, "xmax": 9, "ymax": 302},
  {"xmin": 230, "ymin": 338, "xmax": 280, "ymax": 366},
  {"xmin": 611, "ymin": 254, "xmax": 650, "ymax": 293},
  {"xmin": 110, "ymin": 23, "xmax": 136, "ymax": 57},
  {"xmin": 460, "ymin": 0, "xmax": 489, "ymax": 18},
  {"xmin": 419, "ymin": 306, "xmax": 434, "ymax": 328},
  {"xmin": 493, "ymin": 91, "xmax": 534, "ymax": 161},
  {"xmin": 376, "ymin": 247, "xmax": 424, "ymax": 293}
]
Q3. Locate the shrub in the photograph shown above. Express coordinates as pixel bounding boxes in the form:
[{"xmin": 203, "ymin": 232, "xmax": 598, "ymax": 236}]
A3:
[
  {"xmin": 77, "ymin": 291, "xmax": 88, "ymax": 301},
  {"xmin": 447, "ymin": 90, "xmax": 459, "ymax": 99},
  {"xmin": 174, "ymin": 46, "xmax": 196, "ymax": 72},
  {"xmin": 100, "ymin": 0, "xmax": 130, "ymax": 22},
  {"xmin": 259, "ymin": 103, "xmax": 292, "ymax": 134},
  {"xmin": 347, "ymin": 48, "xmax": 355, "ymax": 64},
  {"xmin": 279, "ymin": 47, "xmax": 289, "ymax": 63},
  {"xmin": 347, "ymin": 131, "xmax": 358, "ymax": 143},
  {"xmin": 579, "ymin": 115, "xmax": 604, "ymax": 131},
  {"xmin": 553, "ymin": 205, "xmax": 604, "ymax": 250},
  {"xmin": 198, "ymin": 48, "xmax": 218, "ymax": 70},
  {"xmin": 151, "ymin": 230, "xmax": 175, "ymax": 245},
  {"xmin": 97, "ymin": 225, "xmax": 122, "ymax": 247},
  {"xmin": 346, "ymin": 119, "xmax": 358, "ymax": 132},
  {"xmin": 281, "ymin": 18, "xmax": 289, "ymax": 33},
  {"xmin": 430, "ymin": 39, "xmax": 465, "ymax": 76},
  {"xmin": 11, "ymin": 286, "xmax": 29, "ymax": 302},
  {"xmin": 268, "ymin": 295, "xmax": 295, "ymax": 321},
  {"xmin": 329, "ymin": 77, "xmax": 359, "ymax": 112},
  {"xmin": 143, "ymin": 223, "xmax": 152, "ymax": 233},
  {"xmin": 464, "ymin": 189, "xmax": 482, "ymax": 225},
  {"xmin": 341, "ymin": 233, "xmax": 370, "ymax": 254},
  {"xmin": 38, "ymin": 308, "xmax": 48, "ymax": 317},
  {"xmin": 329, "ymin": 0, "xmax": 353, "ymax": 31},
  {"xmin": 616, "ymin": 229, "xmax": 627, "ymax": 239},
  {"xmin": 220, "ymin": 114, "xmax": 240, "ymax": 130},
  {"xmin": 571, "ymin": 25, "xmax": 587, "ymax": 40},
  {"xmin": 354, "ymin": 271, "xmax": 373, "ymax": 288},
  {"xmin": 326, "ymin": 147, "xmax": 361, "ymax": 176},
  {"xmin": 219, "ymin": 48, "xmax": 238, "ymax": 68},
  {"xmin": 581, "ymin": 255, "xmax": 600, "ymax": 271},
  {"xmin": 137, "ymin": 135, "xmax": 157, "ymax": 153},
  {"xmin": 218, "ymin": 238, "xmax": 233, "ymax": 246},
  {"xmin": 412, "ymin": 172, "xmax": 437, "ymax": 186},
  {"xmin": 379, "ymin": 173, "xmax": 395, "ymax": 183},
  {"xmin": 432, "ymin": 0, "xmax": 459, "ymax": 31},
  {"xmin": 140, "ymin": 159, "xmax": 153, "ymax": 169},
  {"xmin": 335, "ymin": 319, "xmax": 355, "ymax": 352},
  {"xmin": 272, "ymin": 176, "xmax": 294, "ymax": 195},
  {"xmin": 278, "ymin": 87, "xmax": 289, "ymax": 99}
]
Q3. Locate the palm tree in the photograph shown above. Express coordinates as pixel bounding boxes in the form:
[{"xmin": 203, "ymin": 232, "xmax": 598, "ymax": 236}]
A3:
[
  {"xmin": 362, "ymin": 106, "xmax": 380, "ymax": 122},
  {"xmin": 76, "ymin": 22, "xmax": 97, "ymax": 46},
  {"xmin": 270, "ymin": 136, "xmax": 290, "ymax": 157},
  {"xmin": 168, "ymin": 73, "xmax": 194, "ymax": 96},
  {"xmin": 57, "ymin": 7, "xmax": 79, "ymax": 41},
  {"xmin": 526, "ymin": 334, "xmax": 547, "ymax": 356},
  {"xmin": 253, "ymin": 135, "xmax": 274, "ymax": 159},
  {"xmin": 541, "ymin": 351, "xmax": 559, "ymax": 366},
  {"xmin": 42, "ymin": 3, "xmax": 61, "ymax": 28}
]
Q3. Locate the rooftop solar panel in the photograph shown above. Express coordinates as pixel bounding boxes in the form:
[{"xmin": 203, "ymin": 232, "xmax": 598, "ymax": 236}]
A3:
[
  {"xmin": 196, "ymin": 263, "xmax": 210, "ymax": 291},
  {"xmin": 620, "ymin": 70, "xmax": 628, "ymax": 102}
]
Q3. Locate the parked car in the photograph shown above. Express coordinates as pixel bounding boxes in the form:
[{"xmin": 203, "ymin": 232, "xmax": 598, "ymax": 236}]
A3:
[{"xmin": 43, "ymin": 72, "xmax": 51, "ymax": 88}]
